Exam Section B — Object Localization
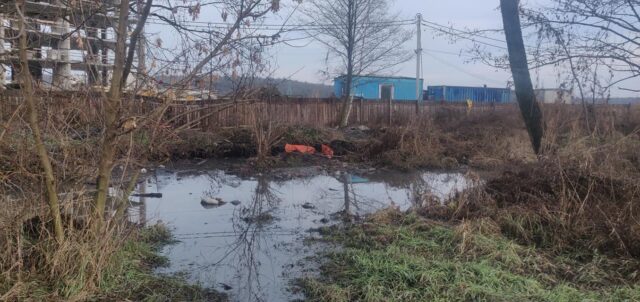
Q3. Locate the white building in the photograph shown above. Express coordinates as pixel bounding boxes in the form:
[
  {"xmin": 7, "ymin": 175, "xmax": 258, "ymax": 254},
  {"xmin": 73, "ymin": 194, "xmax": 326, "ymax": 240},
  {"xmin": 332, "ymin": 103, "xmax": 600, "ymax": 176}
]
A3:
[
  {"xmin": 0, "ymin": 0, "xmax": 143, "ymax": 90},
  {"xmin": 535, "ymin": 89, "xmax": 573, "ymax": 104}
]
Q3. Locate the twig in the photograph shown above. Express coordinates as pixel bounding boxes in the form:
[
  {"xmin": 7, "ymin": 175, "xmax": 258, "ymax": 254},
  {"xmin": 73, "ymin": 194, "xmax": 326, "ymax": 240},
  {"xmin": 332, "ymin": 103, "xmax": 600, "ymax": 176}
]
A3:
[{"xmin": 0, "ymin": 103, "xmax": 23, "ymax": 143}]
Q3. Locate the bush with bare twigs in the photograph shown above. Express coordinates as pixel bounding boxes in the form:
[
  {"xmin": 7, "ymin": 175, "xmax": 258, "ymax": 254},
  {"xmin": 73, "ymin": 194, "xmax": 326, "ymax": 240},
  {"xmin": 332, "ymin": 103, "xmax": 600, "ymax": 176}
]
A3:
[{"xmin": 0, "ymin": 93, "xmax": 220, "ymax": 300}]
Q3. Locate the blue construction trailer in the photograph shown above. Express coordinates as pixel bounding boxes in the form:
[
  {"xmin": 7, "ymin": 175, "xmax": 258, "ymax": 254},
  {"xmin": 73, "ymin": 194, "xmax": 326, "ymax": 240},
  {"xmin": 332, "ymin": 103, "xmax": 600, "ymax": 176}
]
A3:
[
  {"xmin": 334, "ymin": 75, "xmax": 424, "ymax": 101},
  {"xmin": 426, "ymin": 85, "xmax": 512, "ymax": 103}
]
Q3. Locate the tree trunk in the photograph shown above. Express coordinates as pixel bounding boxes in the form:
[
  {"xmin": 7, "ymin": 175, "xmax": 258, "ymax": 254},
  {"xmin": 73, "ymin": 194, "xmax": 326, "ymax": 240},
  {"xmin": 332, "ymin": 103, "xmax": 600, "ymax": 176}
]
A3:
[
  {"xmin": 338, "ymin": 0, "xmax": 356, "ymax": 128},
  {"xmin": 342, "ymin": 172, "xmax": 352, "ymax": 219},
  {"xmin": 94, "ymin": 0, "xmax": 130, "ymax": 222},
  {"xmin": 339, "ymin": 76, "xmax": 354, "ymax": 127},
  {"xmin": 17, "ymin": 0, "xmax": 64, "ymax": 242},
  {"xmin": 500, "ymin": 0, "xmax": 544, "ymax": 154},
  {"xmin": 122, "ymin": 0, "xmax": 153, "ymax": 86}
]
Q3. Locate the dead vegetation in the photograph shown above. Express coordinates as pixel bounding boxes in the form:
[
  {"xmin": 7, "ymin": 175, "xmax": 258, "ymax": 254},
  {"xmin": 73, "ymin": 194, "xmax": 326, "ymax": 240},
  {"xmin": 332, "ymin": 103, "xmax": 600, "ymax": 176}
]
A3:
[
  {"xmin": 0, "ymin": 94, "xmax": 222, "ymax": 301},
  {"xmin": 421, "ymin": 104, "xmax": 640, "ymax": 262},
  {"xmin": 3, "ymin": 86, "xmax": 639, "ymax": 301},
  {"xmin": 357, "ymin": 107, "xmax": 535, "ymax": 170},
  {"xmin": 300, "ymin": 103, "xmax": 640, "ymax": 301},
  {"xmin": 0, "ymin": 195, "xmax": 221, "ymax": 301}
]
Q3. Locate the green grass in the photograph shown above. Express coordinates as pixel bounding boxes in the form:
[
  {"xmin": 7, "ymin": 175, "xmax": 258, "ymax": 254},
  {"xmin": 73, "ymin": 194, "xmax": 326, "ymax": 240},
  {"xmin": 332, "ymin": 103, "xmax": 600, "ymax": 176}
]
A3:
[
  {"xmin": 300, "ymin": 211, "xmax": 640, "ymax": 302},
  {"xmin": 95, "ymin": 224, "xmax": 224, "ymax": 302},
  {"xmin": 0, "ymin": 224, "xmax": 224, "ymax": 302}
]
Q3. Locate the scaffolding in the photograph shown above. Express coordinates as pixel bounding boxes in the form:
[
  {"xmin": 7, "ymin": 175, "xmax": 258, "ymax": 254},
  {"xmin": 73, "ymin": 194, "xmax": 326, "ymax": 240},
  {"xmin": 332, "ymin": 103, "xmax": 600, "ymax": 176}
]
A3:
[{"xmin": 0, "ymin": 0, "xmax": 140, "ymax": 90}]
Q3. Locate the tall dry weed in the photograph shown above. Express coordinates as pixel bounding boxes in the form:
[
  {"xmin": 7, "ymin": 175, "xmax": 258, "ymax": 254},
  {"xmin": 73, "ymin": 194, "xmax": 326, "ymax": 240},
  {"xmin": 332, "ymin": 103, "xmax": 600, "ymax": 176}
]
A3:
[
  {"xmin": 424, "ymin": 104, "xmax": 640, "ymax": 258},
  {"xmin": 0, "ymin": 93, "xmax": 167, "ymax": 300}
]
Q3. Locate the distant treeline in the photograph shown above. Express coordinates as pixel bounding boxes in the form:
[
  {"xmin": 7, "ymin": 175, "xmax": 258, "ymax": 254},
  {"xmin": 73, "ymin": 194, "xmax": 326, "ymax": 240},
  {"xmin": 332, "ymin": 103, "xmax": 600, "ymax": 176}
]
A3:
[{"xmin": 156, "ymin": 75, "xmax": 334, "ymax": 98}]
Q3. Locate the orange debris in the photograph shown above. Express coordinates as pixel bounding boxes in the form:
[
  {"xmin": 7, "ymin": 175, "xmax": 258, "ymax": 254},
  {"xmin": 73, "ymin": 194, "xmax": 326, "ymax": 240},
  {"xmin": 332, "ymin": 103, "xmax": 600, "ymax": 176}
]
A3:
[
  {"xmin": 321, "ymin": 144, "xmax": 334, "ymax": 159},
  {"xmin": 285, "ymin": 144, "xmax": 316, "ymax": 155}
]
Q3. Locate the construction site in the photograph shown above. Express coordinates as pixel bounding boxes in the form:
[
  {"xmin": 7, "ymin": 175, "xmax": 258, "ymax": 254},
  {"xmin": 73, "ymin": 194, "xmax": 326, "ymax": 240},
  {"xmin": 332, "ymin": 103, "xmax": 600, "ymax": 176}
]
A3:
[{"xmin": 0, "ymin": 0, "xmax": 144, "ymax": 90}]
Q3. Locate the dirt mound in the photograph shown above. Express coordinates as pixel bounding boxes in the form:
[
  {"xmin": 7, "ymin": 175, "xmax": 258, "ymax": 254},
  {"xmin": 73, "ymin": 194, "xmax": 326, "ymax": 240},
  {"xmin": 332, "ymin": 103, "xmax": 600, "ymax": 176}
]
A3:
[{"xmin": 166, "ymin": 128, "xmax": 256, "ymax": 159}]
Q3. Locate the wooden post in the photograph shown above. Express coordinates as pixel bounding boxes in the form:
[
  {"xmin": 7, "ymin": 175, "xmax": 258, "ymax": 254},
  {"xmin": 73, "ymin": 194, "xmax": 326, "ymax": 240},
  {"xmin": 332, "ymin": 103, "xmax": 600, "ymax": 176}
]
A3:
[
  {"xmin": 388, "ymin": 98, "xmax": 392, "ymax": 125},
  {"xmin": 234, "ymin": 101, "xmax": 239, "ymax": 127},
  {"xmin": 298, "ymin": 97, "xmax": 303, "ymax": 123},
  {"xmin": 359, "ymin": 98, "xmax": 363, "ymax": 123},
  {"xmin": 315, "ymin": 97, "xmax": 319, "ymax": 126}
]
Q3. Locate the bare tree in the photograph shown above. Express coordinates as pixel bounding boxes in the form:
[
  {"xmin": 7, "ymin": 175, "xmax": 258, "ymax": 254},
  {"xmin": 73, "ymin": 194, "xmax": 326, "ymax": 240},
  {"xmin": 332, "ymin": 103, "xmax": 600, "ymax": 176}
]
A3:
[
  {"xmin": 522, "ymin": 0, "xmax": 640, "ymax": 92},
  {"xmin": 15, "ymin": 0, "xmax": 64, "ymax": 242},
  {"xmin": 122, "ymin": 0, "xmax": 154, "ymax": 85},
  {"xmin": 146, "ymin": 0, "xmax": 287, "ymax": 94},
  {"xmin": 93, "ymin": 0, "xmax": 133, "ymax": 223},
  {"xmin": 425, "ymin": 0, "xmax": 638, "ymax": 137},
  {"xmin": 302, "ymin": 0, "xmax": 413, "ymax": 127},
  {"xmin": 501, "ymin": 0, "xmax": 544, "ymax": 155},
  {"xmin": 520, "ymin": 0, "xmax": 640, "ymax": 131},
  {"xmin": 93, "ymin": 0, "xmax": 286, "ymax": 223}
]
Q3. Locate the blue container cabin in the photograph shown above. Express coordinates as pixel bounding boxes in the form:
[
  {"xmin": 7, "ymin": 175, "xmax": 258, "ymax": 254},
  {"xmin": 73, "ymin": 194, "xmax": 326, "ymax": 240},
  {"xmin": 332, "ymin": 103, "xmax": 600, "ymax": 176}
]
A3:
[
  {"xmin": 426, "ymin": 85, "xmax": 512, "ymax": 103},
  {"xmin": 334, "ymin": 75, "xmax": 424, "ymax": 101}
]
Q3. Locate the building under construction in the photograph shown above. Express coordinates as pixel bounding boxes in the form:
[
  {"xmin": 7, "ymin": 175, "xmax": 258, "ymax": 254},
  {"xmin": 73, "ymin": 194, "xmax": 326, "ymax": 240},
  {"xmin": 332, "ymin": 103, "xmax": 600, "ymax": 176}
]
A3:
[{"xmin": 0, "ymin": 0, "xmax": 142, "ymax": 90}]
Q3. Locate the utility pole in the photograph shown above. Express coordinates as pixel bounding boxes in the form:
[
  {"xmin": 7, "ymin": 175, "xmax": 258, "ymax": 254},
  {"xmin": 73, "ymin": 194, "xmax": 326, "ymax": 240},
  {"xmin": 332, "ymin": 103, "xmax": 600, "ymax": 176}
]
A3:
[
  {"xmin": 52, "ymin": 0, "xmax": 71, "ymax": 90},
  {"xmin": 0, "ymin": 13, "xmax": 5, "ymax": 89},
  {"xmin": 136, "ymin": 0, "xmax": 147, "ymax": 90},
  {"xmin": 415, "ymin": 13, "xmax": 423, "ymax": 114},
  {"xmin": 208, "ymin": 24, "xmax": 213, "ymax": 99}
]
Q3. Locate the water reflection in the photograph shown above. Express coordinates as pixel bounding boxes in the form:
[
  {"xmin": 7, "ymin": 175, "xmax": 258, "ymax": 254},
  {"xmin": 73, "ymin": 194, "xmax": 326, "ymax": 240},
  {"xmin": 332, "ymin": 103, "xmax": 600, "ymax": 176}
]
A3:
[
  {"xmin": 136, "ymin": 167, "xmax": 470, "ymax": 302},
  {"xmin": 229, "ymin": 175, "xmax": 283, "ymax": 300},
  {"xmin": 341, "ymin": 172, "xmax": 353, "ymax": 219}
]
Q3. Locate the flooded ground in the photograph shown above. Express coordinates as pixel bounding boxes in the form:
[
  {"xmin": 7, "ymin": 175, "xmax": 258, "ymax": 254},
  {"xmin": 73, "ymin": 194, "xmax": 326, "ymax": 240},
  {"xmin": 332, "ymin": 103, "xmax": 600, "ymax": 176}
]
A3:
[{"xmin": 129, "ymin": 164, "xmax": 470, "ymax": 302}]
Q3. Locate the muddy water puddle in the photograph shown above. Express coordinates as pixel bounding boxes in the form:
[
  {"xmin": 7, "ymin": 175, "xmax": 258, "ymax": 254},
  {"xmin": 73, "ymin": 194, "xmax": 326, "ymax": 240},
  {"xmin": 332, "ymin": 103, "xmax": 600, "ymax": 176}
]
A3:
[{"xmin": 130, "ymin": 165, "xmax": 470, "ymax": 302}]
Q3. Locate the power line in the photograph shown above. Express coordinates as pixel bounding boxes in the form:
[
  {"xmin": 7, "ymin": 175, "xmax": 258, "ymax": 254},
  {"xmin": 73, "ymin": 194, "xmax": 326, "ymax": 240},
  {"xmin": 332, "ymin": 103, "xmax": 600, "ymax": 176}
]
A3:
[
  {"xmin": 146, "ymin": 16, "xmax": 517, "ymax": 52},
  {"xmin": 422, "ymin": 19, "xmax": 508, "ymax": 44},
  {"xmin": 147, "ymin": 17, "xmax": 415, "ymax": 28},
  {"xmin": 421, "ymin": 22, "xmax": 508, "ymax": 50},
  {"xmin": 423, "ymin": 48, "xmax": 475, "ymax": 58},
  {"xmin": 145, "ymin": 18, "xmax": 415, "ymax": 31},
  {"xmin": 423, "ymin": 51, "xmax": 506, "ymax": 85},
  {"xmin": 421, "ymin": 19, "xmax": 538, "ymax": 49},
  {"xmin": 142, "ymin": 14, "xmax": 517, "ymax": 79}
]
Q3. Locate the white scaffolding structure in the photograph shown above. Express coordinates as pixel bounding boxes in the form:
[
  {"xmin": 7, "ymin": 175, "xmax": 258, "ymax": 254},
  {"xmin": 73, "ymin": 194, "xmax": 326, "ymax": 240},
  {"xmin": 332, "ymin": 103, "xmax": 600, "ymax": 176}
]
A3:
[{"xmin": 0, "ymin": 0, "xmax": 138, "ymax": 89}]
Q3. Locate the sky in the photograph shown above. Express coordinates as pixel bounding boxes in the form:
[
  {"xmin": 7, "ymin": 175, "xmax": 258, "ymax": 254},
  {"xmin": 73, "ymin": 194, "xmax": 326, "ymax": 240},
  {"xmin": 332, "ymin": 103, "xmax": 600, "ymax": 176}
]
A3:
[
  {"xmin": 2, "ymin": 0, "xmax": 636, "ymax": 97},
  {"xmin": 144, "ymin": 0, "xmax": 639, "ymax": 97},
  {"xmin": 267, "ymin": 0, "xmax": 514, "ymax": 87}
]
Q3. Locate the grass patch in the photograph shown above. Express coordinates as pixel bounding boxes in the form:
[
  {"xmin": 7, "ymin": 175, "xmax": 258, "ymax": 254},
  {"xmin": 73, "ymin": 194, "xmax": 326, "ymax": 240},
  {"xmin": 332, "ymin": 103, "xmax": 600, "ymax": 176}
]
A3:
[
  {"xmin": 95, "ymin": 225, "xmax": 223, "ymax": 301},
  {"xmin": 1, "ymin": 223, "xmax": 225, "ymax": 302},
  {"xmin": 300, "ymin": 210, "xmax": 640, "ymax": 302}
]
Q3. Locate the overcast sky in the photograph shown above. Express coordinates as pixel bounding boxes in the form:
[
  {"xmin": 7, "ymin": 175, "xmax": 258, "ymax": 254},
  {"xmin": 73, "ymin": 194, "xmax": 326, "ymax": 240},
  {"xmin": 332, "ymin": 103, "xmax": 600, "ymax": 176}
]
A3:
[
  {"xmin": 147, "ymin": 0, "xmax": 639, "ymax": 97},
  {"xmin": 268, "ymin": 0, "xmax": 513, "ymax": 87}
]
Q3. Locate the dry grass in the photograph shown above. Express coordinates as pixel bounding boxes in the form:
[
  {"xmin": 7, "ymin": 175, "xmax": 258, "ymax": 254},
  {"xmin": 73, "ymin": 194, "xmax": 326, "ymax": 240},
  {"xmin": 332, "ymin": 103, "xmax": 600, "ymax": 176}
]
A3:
[
  {"xmin": 0, "ymin": 205, "xmax": 219, "ymax": 301},
  {"xmin": 358, "ymin": 108, "xmax": 535, "ymax": 170},
  {"xmin": 0, "ymin": 93, "xmax": 221, "ymax": 301},
  {"xmin": 1, "ymin": 215, "xmax": 125, "ymax": 301},
  {"xmin": 3, "ymin": 93, "xmax": 639, "ymax": 300},
  {"xmin": 421, "ymin": 104, "xmax": 640, "ymax": 261}
]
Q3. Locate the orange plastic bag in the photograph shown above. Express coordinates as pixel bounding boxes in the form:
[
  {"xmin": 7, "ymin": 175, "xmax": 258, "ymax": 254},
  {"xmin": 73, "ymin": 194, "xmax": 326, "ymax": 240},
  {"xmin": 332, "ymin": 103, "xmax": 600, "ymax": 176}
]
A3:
[
  {"xmin": 321, "ymin": 144, "xmax": 334, "ymax": 159},
  {"xmin": 285, "ymin": 144, "xmax": 316, "ymax": 155}
]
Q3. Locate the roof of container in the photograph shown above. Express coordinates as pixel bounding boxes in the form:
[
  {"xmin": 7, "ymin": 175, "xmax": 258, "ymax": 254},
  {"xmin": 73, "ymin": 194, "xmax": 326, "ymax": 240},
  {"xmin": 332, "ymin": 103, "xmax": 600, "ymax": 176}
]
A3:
[
  {"xmin": 534, "ymin": 88, "xmax": 571, "ymax": 91},
  {"xmin": 335, "ymin": 75, "xmax": 423, "ymax": 81},
  {"xmin": 427, "ymin": 85, "xmax": 510, "ymax": 90}
]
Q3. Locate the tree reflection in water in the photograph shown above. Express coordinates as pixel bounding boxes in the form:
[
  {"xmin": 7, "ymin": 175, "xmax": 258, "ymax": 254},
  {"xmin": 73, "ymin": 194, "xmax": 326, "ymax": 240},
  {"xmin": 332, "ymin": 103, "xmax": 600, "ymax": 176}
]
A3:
[
  {"xmin": 145, "ymin": 168, "xmax": 471, "ymax": 301},
  {"xmin": 229, "ymin": 175, "xmax": 282, "ymax": 301},
  {"xmin": 195, "ymin": 173, "xmax": 285, "ymax": 301}
]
